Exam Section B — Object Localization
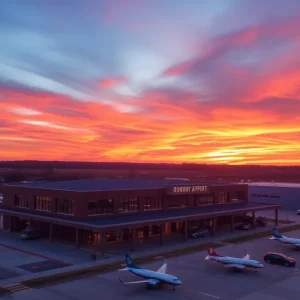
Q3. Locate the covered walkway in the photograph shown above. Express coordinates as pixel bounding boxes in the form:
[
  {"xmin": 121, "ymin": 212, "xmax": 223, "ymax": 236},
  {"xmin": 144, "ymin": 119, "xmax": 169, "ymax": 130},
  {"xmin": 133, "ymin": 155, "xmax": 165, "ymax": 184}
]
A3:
[{"xmin": 0, "ymin": 202, "xmax": 280, "ymax": 251}]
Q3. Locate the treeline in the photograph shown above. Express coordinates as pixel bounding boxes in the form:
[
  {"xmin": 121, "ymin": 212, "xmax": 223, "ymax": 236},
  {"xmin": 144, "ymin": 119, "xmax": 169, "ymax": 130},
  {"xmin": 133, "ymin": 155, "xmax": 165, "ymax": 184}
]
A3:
[
  {"xmin": 1, "ymin": 161, "xmax": 300, "ymax": 184},
  {"xmin": 0, "ymin": 160, "xmax": 299, "ymax": 171}
]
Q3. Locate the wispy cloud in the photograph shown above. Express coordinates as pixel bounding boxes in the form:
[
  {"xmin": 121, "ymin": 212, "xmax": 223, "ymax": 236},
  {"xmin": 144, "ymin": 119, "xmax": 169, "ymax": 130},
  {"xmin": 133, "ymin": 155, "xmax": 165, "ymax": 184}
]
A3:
[{"xmin": 0, "ymin": 1, "xmax": 300, "ymax": 164}]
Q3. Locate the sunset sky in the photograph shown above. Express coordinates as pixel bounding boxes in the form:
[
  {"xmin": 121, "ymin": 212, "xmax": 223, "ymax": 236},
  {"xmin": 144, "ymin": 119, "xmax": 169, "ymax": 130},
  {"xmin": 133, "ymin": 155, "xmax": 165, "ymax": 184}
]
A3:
[{"xmin": 1, "ymin": 0, "xmax": 300, "ymax": 165}]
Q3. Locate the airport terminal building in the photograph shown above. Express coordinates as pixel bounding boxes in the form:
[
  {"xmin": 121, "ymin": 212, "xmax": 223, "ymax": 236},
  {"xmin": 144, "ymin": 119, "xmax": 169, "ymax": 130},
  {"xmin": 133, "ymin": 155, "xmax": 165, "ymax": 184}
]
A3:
[
  {"xmin": 247, "ymin": 182, "xmax": 300, "ymax": 210},
  {"xmin": 0, "ymin": 179, "xmax": 279, "ymax": 250}
]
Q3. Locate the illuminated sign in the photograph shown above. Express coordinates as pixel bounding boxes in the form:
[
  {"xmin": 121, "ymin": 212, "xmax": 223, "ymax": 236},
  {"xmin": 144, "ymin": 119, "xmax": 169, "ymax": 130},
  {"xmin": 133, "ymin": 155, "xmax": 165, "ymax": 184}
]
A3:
[{"xmin": 172, "ymin": 185, "xmax": 208, "ymax": 193}]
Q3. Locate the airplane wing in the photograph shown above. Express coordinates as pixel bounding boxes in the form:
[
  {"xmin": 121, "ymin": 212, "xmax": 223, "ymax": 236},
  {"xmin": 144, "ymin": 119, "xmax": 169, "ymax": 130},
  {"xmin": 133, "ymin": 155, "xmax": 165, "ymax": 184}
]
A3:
[
  {"xmin": 156, "ymin": 261, "xmax": 167, "ymax": 274},
  {"xmin": 224, "ymin": 264, "xmax": 245, "ymax": 269},
  {"xmin": 119, "ymin": 278, "xmax": 159, "ymax": 285},
  {"xmin": 242, "ymin": 254, "xmax": 250, "ymax": 260}
]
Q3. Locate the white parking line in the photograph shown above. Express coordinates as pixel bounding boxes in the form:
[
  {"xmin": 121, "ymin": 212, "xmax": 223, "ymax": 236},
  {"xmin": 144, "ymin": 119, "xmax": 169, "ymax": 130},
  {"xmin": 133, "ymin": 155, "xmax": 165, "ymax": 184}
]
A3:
[{"xmin": 198, "ymin": 291, "xmax": 220, "ymax": 299}]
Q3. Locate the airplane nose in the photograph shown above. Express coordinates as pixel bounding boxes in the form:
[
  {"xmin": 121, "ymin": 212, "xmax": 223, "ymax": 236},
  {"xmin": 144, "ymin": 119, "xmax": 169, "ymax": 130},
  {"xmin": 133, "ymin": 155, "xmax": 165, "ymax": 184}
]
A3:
[
  {"xmin": 177, "ymin": 280, "xmax": 182, "ymax": 285},
  {"xmin": 258, "ymin": 263, "xmax": 264, "ymax": 268}
]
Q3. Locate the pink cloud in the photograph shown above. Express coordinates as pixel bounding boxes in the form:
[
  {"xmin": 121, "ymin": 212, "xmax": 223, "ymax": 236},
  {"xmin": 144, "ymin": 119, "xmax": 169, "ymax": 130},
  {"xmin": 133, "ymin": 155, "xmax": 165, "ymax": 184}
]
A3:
[{"xmin": 98, "ymin": 76, "xmax": 127, "ymax": 89}]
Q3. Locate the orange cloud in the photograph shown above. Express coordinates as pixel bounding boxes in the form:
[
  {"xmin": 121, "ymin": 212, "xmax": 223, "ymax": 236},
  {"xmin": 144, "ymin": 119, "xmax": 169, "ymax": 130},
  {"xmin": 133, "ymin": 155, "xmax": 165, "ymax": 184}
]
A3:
[{"xmin": 1, "ymin": 83, "xmax": 300, "ymax": 165}]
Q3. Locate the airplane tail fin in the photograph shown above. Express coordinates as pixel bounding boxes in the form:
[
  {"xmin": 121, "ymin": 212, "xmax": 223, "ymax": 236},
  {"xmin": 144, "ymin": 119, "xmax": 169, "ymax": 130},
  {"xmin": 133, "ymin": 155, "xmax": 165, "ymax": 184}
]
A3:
[
  {"xmin": 207, "ymin": 247, "xmax": 222, "ymax": 257},
  {"xmin": 272, "ymin": 227, "xmax": 283, "ymax": 239},
  {"xmin": 125, "ymin": 253, "xmax": 140, "ymax": 269}
]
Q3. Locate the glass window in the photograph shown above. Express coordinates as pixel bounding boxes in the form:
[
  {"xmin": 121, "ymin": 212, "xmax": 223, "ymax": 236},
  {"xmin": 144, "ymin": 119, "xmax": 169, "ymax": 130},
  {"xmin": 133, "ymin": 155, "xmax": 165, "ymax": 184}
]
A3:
[
  {"xmin": 144, "ymin": 196, "xmax": 161, "ymax": 211},
  {"xmin": 14, "ymin": 194, "xmax": 29, "ymax": 208},
  {"xmin": 194, "ymin": 195, "xmax": 214, "ymax": 206},
  {"xmin": 237, "ymin": 191, "xmax": 246, "ymax": 201},
  {"xmin": 218, "ymin": 192, "xmax": 227, "ymax": 203},
  {"xmin": 88, "ymin": 199, "xmax": 114, "ymax": 215},
  {"xmin": 168, "ymin": 197, "xmax": 186, "ymax": 208},
  {"xmin": 119, "ymin": 197, "xmax": 138, "ymax": 213},
  {"xmin": 34, "ymin": 196, "xmax": 52, "ymax": 211},
  {"xmin": 55, "ymin": 198, "xmax": 74, "ymax": 215}
]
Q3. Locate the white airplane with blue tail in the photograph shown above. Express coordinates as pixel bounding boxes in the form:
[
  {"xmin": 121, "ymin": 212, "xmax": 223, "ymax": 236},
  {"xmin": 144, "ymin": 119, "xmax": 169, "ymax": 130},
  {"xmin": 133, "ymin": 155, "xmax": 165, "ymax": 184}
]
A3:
[
  {"xmin": 118, "ymin": 253, "xmax": 182, "ymax": 291},
  {"xmin": 270, "ymin": 227, "xmax": 300, "ymax": 249},
  {"xmin": 205, "ymin": 247, "xmax": 264, "ymax": 270}
]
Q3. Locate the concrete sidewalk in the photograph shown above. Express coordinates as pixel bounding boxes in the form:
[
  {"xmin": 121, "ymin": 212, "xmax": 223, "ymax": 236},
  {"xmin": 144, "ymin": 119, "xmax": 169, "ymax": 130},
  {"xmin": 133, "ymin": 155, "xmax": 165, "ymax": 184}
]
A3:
[{"xmin": 0, "ymin": 230, "xmax": 112, "ymax": 265}]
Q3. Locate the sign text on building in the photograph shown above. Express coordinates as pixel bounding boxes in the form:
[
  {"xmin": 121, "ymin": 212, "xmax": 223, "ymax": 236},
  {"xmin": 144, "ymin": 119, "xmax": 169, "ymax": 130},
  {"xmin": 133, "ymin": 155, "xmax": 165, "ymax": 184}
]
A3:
[{"xmin": 172, "ymin": 185, "xmax": 208, "ymax": 193}]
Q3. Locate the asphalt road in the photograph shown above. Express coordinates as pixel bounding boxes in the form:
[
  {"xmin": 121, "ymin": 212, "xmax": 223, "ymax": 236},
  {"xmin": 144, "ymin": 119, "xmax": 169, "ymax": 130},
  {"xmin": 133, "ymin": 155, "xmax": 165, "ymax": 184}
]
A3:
[{"xmin": 4, "ymin": 228, "xmax": 300, "ymax": 300}]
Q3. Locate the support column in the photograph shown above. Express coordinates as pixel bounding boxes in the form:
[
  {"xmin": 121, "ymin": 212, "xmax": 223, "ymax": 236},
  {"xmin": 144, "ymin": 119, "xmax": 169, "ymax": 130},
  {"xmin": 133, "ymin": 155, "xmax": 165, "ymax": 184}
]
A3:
[
  {"xmin": 75, "ymin": 228, "xmax": 79, "ymax": 249},
  {"xmin": 131, "ymin": 228, "xmax": 136, "ymax": 251},
  {"xmin": 9, "ymin": 216, "xmax": 13, "ymax": 232},
  {"xmin": 252, "ymin": 211, "xmax": 256, "ymax": 220},
  {"xmin": 49, "ymin": 223, "xmax": 53, "ymax": 242},
  {"xmin": 275, "ymin": 208, "xmax": 278, "ymax": 227},
  {"xmin": 212, "ymin": 217, "xmax": 216, "ymax": 236},
  {"xmin": 231, "ymin": 215, "xmax": 234, "ymax": 232},
  {"xmin": 160, "ymin": 224, "xmax": 164, "ymax": 246},
  {"xmin": 100, "ymin": 232, "xmax": 105, "ymax": 244},
  {"xmin": 184, "ymin": 221, "xmax": 188, "ymax": 241},
  {"xmin": 27, "ymin": 219, "xmax": 32, "ymax": 229}
]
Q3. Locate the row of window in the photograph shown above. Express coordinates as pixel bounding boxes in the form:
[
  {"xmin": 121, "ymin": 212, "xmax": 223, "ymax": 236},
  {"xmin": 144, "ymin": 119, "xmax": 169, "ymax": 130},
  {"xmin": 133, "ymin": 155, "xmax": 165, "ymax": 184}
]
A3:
[
  {"xmin": 15, "ymin": 194, "xmax": 29, "ymax": 208},
  {"xmin": 195, "ymin": 196, "xmax": 214, "ymax": 206},
  {"xmin": 144, "ymin": 196, "xmax": 161, "ymax": 210},
  {"xmin": 14, "ymin": 192, "xmax": 247, "ymax": 215},
  {"xmin": 34, "ymin": 196, "xmax": 52, "ymax": 211},
  {"xmin": 168, "ymin": 198, "xmax": 186, "ymax": 208},
  {"xmin": 119, "ymin": 197, "xmax": 138, "ymax": 213},
  {"xmin": 88, "ymin": 196, "xmax": 162, "ymax": 215},
  {"xmin": 15, "ymin": 195, "xmax": 74, "ymax": 215},
  {"xmin": 88, "ymin": 199, "xmax": 114, "ymax": 215}
]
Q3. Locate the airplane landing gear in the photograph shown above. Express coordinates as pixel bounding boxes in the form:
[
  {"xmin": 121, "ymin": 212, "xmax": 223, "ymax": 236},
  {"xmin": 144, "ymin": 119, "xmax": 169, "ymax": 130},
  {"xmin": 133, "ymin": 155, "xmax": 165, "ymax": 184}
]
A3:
[{"xmin": 172, "ymin": 286, "xmax": 175, "ymax": 291}]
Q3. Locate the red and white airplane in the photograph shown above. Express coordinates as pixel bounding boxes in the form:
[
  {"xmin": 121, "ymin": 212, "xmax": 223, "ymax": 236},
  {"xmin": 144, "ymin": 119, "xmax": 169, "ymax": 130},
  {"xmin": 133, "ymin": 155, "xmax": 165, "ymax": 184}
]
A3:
[{"xmin": 205, "ymin": 247, "xmax": 264, "ymax": 270}]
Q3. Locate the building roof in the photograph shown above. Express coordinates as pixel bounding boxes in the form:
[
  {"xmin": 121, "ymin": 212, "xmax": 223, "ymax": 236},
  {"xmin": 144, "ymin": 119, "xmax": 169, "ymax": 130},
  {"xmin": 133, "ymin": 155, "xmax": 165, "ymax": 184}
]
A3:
[
  {"xmin": 4, "ymin": 178, "xmax": 229, "ymax": 192},
  {"xmin": 245, "ymin": 182, "xmax": 300, "ymax": 189},
  {"xmin": 0, "ymin": 202, "xmax": 280, "ymax": 231}
]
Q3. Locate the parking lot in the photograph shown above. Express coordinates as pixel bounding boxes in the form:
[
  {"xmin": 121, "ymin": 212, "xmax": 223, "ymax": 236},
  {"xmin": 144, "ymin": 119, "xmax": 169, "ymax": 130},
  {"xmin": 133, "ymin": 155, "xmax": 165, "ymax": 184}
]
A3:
[{"xmin": 4, "ymin": 228, "xmax": 300, "ymax": 299}]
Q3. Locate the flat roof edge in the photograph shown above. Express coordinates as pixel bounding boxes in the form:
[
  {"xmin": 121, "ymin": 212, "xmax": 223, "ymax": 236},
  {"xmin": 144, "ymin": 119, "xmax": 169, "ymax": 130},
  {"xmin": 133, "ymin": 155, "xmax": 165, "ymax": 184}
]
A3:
[{"xmin": 0, "ymin": 203, "xmax": 280, "ymax": 230}]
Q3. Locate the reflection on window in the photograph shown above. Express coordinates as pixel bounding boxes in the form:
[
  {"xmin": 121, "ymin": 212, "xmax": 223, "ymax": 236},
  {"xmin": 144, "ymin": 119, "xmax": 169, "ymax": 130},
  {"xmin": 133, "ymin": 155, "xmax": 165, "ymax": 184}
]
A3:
[
  {"xmin": 88, "ymin": 199, "xmax": 114, "ymax": 215},
  {"xmin": 231, "ymin": 191, "xmax": 246, "ymax": 202},
  {"xmin": 15, "ymin": 194, "xmax": 29, "ymax": 208},
  {"xmin": 144, "ymin": 197, "xmax": 161, "ymax": 210},
  {"xmin": 168, "ymin": 197, "xmax": 186, "ymax": 208},
  {"xmin": 218, "ymin": 192, "xmax": 227, "ymax": 204},
  {"xmin": 34, "ymin": 196, "xmax": 52, "ymax": 211},
  {"xmin": 119, "ymin": 197, "xmax": 138, "ymax": 213},
  {"xmin": 194, "ymin": 195, "xmax": 213, "ymax": 206},
  {"xmin": 55, "ymin": 198, "xmax": 74, "ymax": 215}
]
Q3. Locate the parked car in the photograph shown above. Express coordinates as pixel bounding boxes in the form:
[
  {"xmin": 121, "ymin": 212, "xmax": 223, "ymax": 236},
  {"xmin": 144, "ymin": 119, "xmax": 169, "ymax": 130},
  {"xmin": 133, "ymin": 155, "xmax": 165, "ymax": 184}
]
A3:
[
  {"xmin": 255, "ymin": 217, "xmax": 268, "ymax": 227},
  {"xmin": 189, "ymin": 229, "xmax": 210, "ymax": 239},
  {"xmin": 264, "ymin": 252, "xmax": 296, "ymax": 267},
  {"xmin": 243, "ymin": 216, "xmax": 268, "ymax": 227},
  {"xmin": 20, "ymin": 228, "xmax": 40, "ymax": 240},
  {"xmin": 235, "ymin": 223, "xmax": 251, "ymax": 230}
]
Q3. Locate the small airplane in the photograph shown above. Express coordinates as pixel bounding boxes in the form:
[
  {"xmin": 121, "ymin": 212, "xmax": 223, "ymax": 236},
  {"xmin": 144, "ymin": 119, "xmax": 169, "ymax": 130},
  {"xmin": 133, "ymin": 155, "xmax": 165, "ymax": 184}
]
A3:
[
  {"xmin": 205, "ymin": 247, "xmax": 264, "ymax": 270},
  {"xmin": 270, "ymin": 227, "xmax": 300, "ymax": 249},
  {"xmin": 118, "ymin": 253, "xmax": 182, "ymax": 291}
]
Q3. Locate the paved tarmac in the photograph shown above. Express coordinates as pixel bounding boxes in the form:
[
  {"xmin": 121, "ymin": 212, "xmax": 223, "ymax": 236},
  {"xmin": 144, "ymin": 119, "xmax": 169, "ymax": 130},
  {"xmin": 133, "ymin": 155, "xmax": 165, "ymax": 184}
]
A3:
[
  {"xmin": 3, "ymin": 228, "xmax": 300, "ymax": 299},
  {"xmin": 0, "ymin": 209, "xmax": 297, "ymax": 289}
]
